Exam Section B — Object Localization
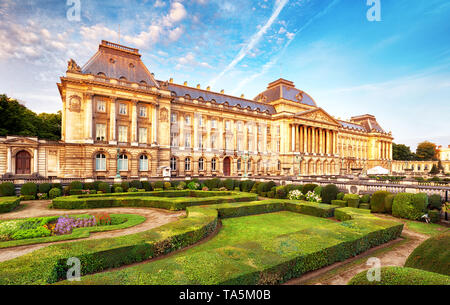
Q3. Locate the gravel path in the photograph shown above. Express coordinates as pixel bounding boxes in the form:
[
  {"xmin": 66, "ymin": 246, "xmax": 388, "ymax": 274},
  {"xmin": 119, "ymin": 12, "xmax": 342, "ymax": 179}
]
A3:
[{"xmin": 0, "ymin": 200, "xmax": 185, "ymax": 262}]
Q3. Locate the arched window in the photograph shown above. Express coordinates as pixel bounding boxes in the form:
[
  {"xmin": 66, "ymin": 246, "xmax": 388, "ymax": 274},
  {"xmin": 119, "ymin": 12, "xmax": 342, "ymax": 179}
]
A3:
[
  {"xmin": 95, "ymin": 154, "xmax": 106, "ymax": 171},
  {"xmin": 170, "ymin": 157, "xmax": 177, "ymax": 171},
  {"xmin": 237, "ymin": 159, "xmax": 242, "ymax": 171},
  {"xmin": 198, "ymin": 158, "xmax": 204, "ymax": 171},
  {"xmin": 97, "ymin": 72, "xmax": 106, "ymax": 77},
  {"xmin": 277, "ymin": 160, "xmax": 281, "ymax": 171},
  {"xmin": 119, "ymin": 76, "xmax": 127, "ymax": 81},
  {"xmin": 139, "ymin": 155, "xmax": 149, "ymax": 171},
  {"xmin": 185, "ymin": 158, "xmax": 191, "ymax": 171},
  {"xmin": 211, "ymin": 158, "xmax": 217, "ymax": 171},
  {"xmin": 118, "ymin": 154, "xmax": 128, "ymax": 171}
]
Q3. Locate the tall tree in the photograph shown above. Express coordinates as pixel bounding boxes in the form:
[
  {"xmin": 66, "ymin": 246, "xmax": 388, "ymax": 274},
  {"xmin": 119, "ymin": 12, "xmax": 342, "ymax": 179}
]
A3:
[
  {"xmin": 393, "ymin": 143, "xmax": 415, "ymax": 161},
  {"xmin": 0, "ymin": 94, "xmax": 61, "ymax": 141},
  {"xmin": 416, "ymin": 141, "xmax": 438, "ymax": 161}
]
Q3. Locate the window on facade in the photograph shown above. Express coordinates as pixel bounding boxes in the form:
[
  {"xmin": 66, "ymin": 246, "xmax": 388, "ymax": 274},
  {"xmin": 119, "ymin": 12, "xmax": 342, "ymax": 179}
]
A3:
[
  {"xmin": 247, "ymin": 159, "xmax": 252, "ymax": 171},
  {"xmin": 119, "ymin": 103, "xmax": 127, "ymax": 115},
  {"xmin": 211, "ymin": 158, "xmax": 216, "ymax": 171},
  {"xmin": 237, "ymin": 139, "xmax": 242, "ymax": 151},
  {"xmin": 97, "ymin": 100, "xmax": 106, "ymax": 112},
  {"xmin": 95, "ymin": 154, "xmax": 106, "ymax": 171},
  {"xmin": 257, "ymin": 125, "xmax": 262, "ymax": 134},
  {"xmin": 139, "ymin": 128, "xmax": 147, "ymax": 144},
  {"xmin": 185, "ymin": 158, "xmax": 191, "ymax": 171},
  {"xmin": 276, "ymin": 126, "xmax": 280, "ymax": 135},
  {"xmin": 211, "ymin": 119, "xmax": 217, "ymax": 129},
  {"xmin": 258, "ymin": 140, "xmax": 262, "ymax": 152},
  {"xmin": 225, "ymin": 120, "xmax": 230, "ymax": 130},
  {"xmin": 170, "ymin": 157, "xmax": 177, "ymax": 171},
  {"xmin": 237, "ymin": 122, "xmax": 243, "ymax": 132},
  {"xmin": 185, "ymin": 115, "xmax": 191, "ymax": 125},
  {"xmin": 278, "ymin": 160, "xmax": 281, "ymax": 171},
  {"xmin": 198, "ymin": 158, "xmax": 204, "ymax": 171},
  {"xmin": 248, "ymin": 139, "xmax": 253, "ymax": 151},
  {"xmin": 277, "ymin": 140, "xmax": 280, "ymax": 152},
  {"xmin": 118, "ymin": 154, "xmax": 128, "ymax": 171},
  {"xmin": 170, "ymin": 133, "xmax": 178, "ymax": 147},
  {"xmin": 237, "ymin": 159, "xmax": 242, "ymax": 171},
  {"xmin": 139, "ymin": 155, "xmax": 148, "ymax": 171},
  {"xmin": 185, "ymin": 132, "xmax": 191, "ymax": 148},
  {"xmin": 96, "ymin": 124, "xmax": 106, "ymax": 141},
  {"xmin": 198, "ymin": 134, "xmax": 203, "ymax": 149},
  {"xmin": 199, "ymin": 116, "xmax": 204, "ymax": 127},
  {"xmin": 139, "ymin": 106, "xmax": 147, "ymax": 117},
  {"xmin": 211, "ymin": 134, "xmax": 216, "ymax": 149},
  {"xmin": 171, "ymin": 113, "xmax": 177, "ymax": 123},
  {"xmin": 118, "ymin": 126, "xmax": 128, "ymax": 142}
]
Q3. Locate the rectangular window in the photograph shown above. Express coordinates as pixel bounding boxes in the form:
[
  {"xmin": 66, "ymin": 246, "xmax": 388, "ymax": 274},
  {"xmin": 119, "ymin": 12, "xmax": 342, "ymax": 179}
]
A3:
[
  {"xmin": 119, "ymin": 103, "xmax": 127, "ymax": 115},
  {"xmin": 139, "ymin": 106, "xmax": 147, "ymax": 117},
  {"xmin": 248, "ymin": 138, "xmax": 253, "ymax": 151},
  {"xmin": 139, "ymin": 127, "xmax": 147, "ymax": 144},
  {"xmin": 185, "ymin": 115, "xmax": 191, "ymax": 125},
  {"xmin": 211, "ymin": 134, "xmax": 216, "ymax": 149},
  {"xmin": 277, "ymin": 140, "xmax": 280, "ymax": 152},
  {"xmin": 185, "ymin": 132, "xmax": 191, "ymax": 148},
  {"xmin": 199, "ymin": 116, "xmax": 204, "ymax": 127},
  {"xmin": 97, "ymin": 100, "xmax": 106, "ymax": 112},
  {"xmin": 118, "ymin": 126, "xmax": 128, "ymax": 142},
  {"xmin": 211, "ymin": 119, "xmax": 217, "ymax": 129},
  {"xmin": 171, "ymin": 113, "xmax": 177, "ymax": 123},
  {"xmin": 237, "ymin": 138, "xmax": 242, "ymax": 151},
  {"xmin": 170, "ymin": 133, "xmax": 178, "ymax": 147},
  {"xmin": 225, "ymin": 121, "xmax": 230, "ymax": 130},
  {"xmin": 237, "ymin": 122, "xmax": 243, "ymax": 132},
  {"xmin": 198, "ymin": 134, "xmax": 203, "ymax": 149},
  {"xmin": 96, "ymin": 124, "xmax": 106, "ymax": 141},
  {"xmin": 257, "ymin": 124, "xmax": 262, "ymax": 134}
]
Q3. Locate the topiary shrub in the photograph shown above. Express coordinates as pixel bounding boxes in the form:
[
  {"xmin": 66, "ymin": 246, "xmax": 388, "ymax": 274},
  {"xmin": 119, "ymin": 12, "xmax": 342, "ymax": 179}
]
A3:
[
  {"xmin": 392, "ymin": 193, "xmax": 427, "ymax": 220},
  {"xmin": 384, "ymin": 194, "xmax": 395, "ymax": 214},
  {"xmin": 69, "ymin": 189, "xmax": 82, "ymax": 195},
  {"xmin": 141, "ymin": 181, "xmax": 152, "ymax": 191},
  {"xmin": 321, "ymin": 184, "xmax": 339, "ymax": 204},
  {"xmin": 428, "ymin": 210, "xmax": 441, "ymax": 223},
  {"xmin": 337, "ymin": 192, "xmax": 345, "ymax": 200},
  {"xmin": 164, "ymin": 182, "xmax": 172, "ymax": 190},
  {"xmin": 370, "ymin": 191, "xmax": 391, "ymax": 213},
  {"xmin": 405, "ymin": 233, "xmax": 449, "ymax": 276},
  {"xmin": 153, "ymin": 181, "xmax": 164, "ymax": 189},
  {"xmin": 240, "ymin": 180, "xmax": 255, "ymax": 192},
  {"xmin": 120, "ymin": 182, "xmax": 130, "ymax": 192},
  {"xmin": 62, "ymin": 186, "xmax": 70, "ymax": 196},
  {"xmin": 267, "ymin": 191, "xmax": 275, "ymax": 198},
  {"xmin": 343, "ymin": 194, "xmax": 360, "ymax": 208},
  {"xmin": 52, "ymin": 183, "xmax": 62, "ymax": 190},
  {"xmin": 128, "ymin": 187, "xmax": 138, "ymax": 193},
  {"xmin": 69, "ymin": 181, "xmax": 83, "ymax": 190},
  {"xmin": 114, "ymin": 187, "xmax": 124, "ymax": 193},
  {"xmin": 224, "ymin": 179, "xmax": 234, "ymax": 191},
  {"xmin": 21, "ymin": 183, "xmax": 37, "ymax": 196},
  {"xmin": 93, "ymin": 181, "xmax": 102, "ymax": 191},
  {"xmin": 360, "ymin": 194, "xmax": 370, "ymax": 204},
  {"xmin": 98, "ymin": 182, "xmax": 111, "ymax": 194},
  {"xmin": 331, "ymin": 200, "xmax": 347, "ymax": 207},
  {"xmin": 412, "ymin": 193, "xmax": 428, "ymax": 216},
  {"xmin": 49, "ymin": 188, "xmax": 62, "ymax": 199},
  {"xmin": 38, "ymin": 183, "xmax": 52, "ymax": 194},
  {"xmin": 176, "ymin": 181, "xmax": 186, "ymax": 190},
  {"xmin": 130, "ymin": 180, "xmax": 142, "ymax": 189},
  {"xmin": 275, "ymin": 186, "xmax": 287, "ymax": 199},
  {"xmin": 429, "ymin": 194, "xmax": 442, "ymax": 210},
  {"xmin": 303, "ymin": 184, "xmax": 318, "ymax": 194},
  {"xmin": 0, "ymin": 182, "xmax": 15, "ymax": 196},
  {"xmin": 313, "ymin": 186, "xmax": 323, "ymax": 197}
]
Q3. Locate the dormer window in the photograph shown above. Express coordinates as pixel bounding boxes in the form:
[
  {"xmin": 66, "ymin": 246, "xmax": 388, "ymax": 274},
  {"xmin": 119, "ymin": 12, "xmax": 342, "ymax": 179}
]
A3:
[
  {"xmin": 140, "ymin": 80, "xmax": 147, "ymax": 85},
  {"xmin": 119, "ymin": 76, "xmax": 127, "ymax": 81},
  {"xmin": 97, "ymin": 72, "xmax": 106, "ymax": 77}
]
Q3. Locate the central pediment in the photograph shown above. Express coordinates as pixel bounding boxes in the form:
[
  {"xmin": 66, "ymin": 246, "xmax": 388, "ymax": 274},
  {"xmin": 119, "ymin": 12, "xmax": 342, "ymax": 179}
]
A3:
[
  {"xmin": 3, "ymin": 137, "xmax": 39, "ymax": 145},
  {"xmin": 294, "ymin": 108, "xmax": 340, "ymax": 126}
]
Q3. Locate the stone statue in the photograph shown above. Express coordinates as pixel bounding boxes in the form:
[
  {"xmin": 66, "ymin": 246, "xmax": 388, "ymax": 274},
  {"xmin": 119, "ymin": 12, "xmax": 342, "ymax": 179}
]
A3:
[{"xmin": 67, "ymin": 59, "xmax": 81, "ymax": 72}]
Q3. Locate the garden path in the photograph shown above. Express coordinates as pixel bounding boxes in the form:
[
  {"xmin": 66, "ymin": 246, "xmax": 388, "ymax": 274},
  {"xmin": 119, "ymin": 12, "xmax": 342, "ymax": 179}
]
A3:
[{"xmin": 0, "ymin": 200, "xmax": 185, "ymax": 262}]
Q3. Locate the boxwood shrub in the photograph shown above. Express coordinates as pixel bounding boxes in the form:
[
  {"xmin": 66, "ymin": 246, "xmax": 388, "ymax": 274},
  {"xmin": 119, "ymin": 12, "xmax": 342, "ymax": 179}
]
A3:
[
  {"xmin": 20, "ymin": 183, "xmax": 37, "ymax": 197},
  {"xmin": 313, "ymin": 186, "xmax": 323, "ymax": 196},
  {"xmin": 343, "ymin": 194, "xmax": 360, "ymax": 208},
  {"xmin": 0, "ymin": 182, "xmax": 15, "ymax": 197},
  {"xmin": 141, "ymin": 181, "xmax": 152, "ymax": 191},
  {"xmin": 321, "ymin": 184, "xmax": 339, "ymax": 204},
  {"xmin": 130, "ymin": 180, "xmax": 142, "ymax": 189},
  {"xmin": 97, "ymin": 182, "xmax": 111, "ymax": 194},
  {"xmin": 384, "ymin": 194, "xmax": 396, "ymax": 214},
  {"xmin": 392, "ymin": 193, "xmax": 428, "ymax": 220},
  {"xmin": 38, "ymin": 183, "xmax": 52, "ymax": 194},
  {"xmin": 0, "ymin": 197, "xmax": 20, "ymax": 213},
  {"xmin": 359, "ymin": 203, "xmax": 370, "ymax": 210},
  {"xmin": 405, "ymin": 233, "xmax": 449, "ymax": 276},
  {"xmin": 239, "ymin": 180, "xmax": 255, "ymax": 192},
  {"xmin": 69, "ymin": 181, "xmax": 83, "ymax": 190},
  {"xmin": 428, "ymin": 210, "xmax": 440, "ymax": 223},
  {"xmin": 224, "ymin": 179, "xmax": 234, "ymax": 191},
  {"xmin": 331, "ymin": 200, "xmax": 347, "ymax": 207},
  {"xmin": 360, "ymin": 194, "xmax": 370, "ymax": 204},
  {"xmin": 337, "ymin": 192, "xmax": 345, "ymax": 200},
  {"xmin": 120, "ymin": 182, "xmax": 130, "ymax": 192},
  {"xmin": 49, "ymin": 188, "xmax": 62, "ymax": 199},
  {"xmin": 370, "ymin": 191, "xmax": 391, "ymax": 213},
  {"xmin": 303, "ymin": 184, "xmax": 318, "ymax": 194},
  {"xmin": 429, "ymin": 194, "xmax": 442, "ymax": 210}
]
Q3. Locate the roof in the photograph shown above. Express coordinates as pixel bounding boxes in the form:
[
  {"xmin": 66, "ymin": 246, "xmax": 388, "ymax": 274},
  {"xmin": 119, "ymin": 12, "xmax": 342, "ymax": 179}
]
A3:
[
  {"xmin": 338, "ymin": 120, "xmax": 367, "ymax": 132},
  {"xmin": 254, "ymin": 78, "xmax": 317, "ymax": 106},
  {"xmin": 350, "ymin": 114, "xmax": 386, "ymax": 133},
  {"xmin": 81, "ymin": 41, "xmax": 159, "ymax": 87},
  {"xmin": 164, "ymin": 82, "xmax": 276, "ymax": 114}
]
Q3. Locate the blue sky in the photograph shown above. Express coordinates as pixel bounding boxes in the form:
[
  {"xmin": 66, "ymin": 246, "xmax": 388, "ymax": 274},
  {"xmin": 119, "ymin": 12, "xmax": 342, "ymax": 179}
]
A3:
[{"xmin": 0, "ymin": 0, "xmax": 449, "ymax": 150}]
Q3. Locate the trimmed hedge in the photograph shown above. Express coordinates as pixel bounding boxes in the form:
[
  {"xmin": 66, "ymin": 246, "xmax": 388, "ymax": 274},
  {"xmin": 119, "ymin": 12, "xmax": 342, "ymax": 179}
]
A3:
[
  {"xmin": 69, "ymin": 181, "xmax": 83, "ymax": 190},
  {"xmin": 360, "ymin": 194, "xmax": 370, "ymax": 204},
  {"xmin": 429, "ymin": 194, "xmax": 442, "ymax": 210},
  {"xmin": 331, "ymin": 200, "xmax": 347, "ymax": 207},
  {"xmin": 302, "ymin": 183, "xmax": 318, "ymax": 194},
  {"xmin": 0, "ymin": 197, "xmax": 20, "ymax": 213},
  {"xmin": 49, "ymin": 188, "xmax": 61, "ymax": 199},
  {"xmin": 359, "ymin": 203, "xmax": 371, "ymax": 210},
  {"xmin": 0, "ymin": 182, "xmax": 15, "ymax": 197},
  {"xmin": 384, "ymin": 194, "xmax": 395, "ymax": 214},
  {"xmin": 52, "ymin": 191, "xmax": 258, "ymax": 211},
  {"xmin": 370, "ymin": 191, "xmax": 390, "ymax": 213},
  {"xmin": 313, "ymin": 186, "xmax": 323, "ymax": 196},
  {"xmin": 38, "ymin": 183, "xmax": 52, "ymax": 194},
  {"xmin": 337, "ymin": 192, "xmax": 345, "ymax": 200},
  {"xmin": 343, "ymin": 194, "xmax": 360, "ymax": 208},
  {"xmin": 405, "ymin": 233, "xmax": 449, "ymax": 276},
  {"xmin": 130, "ymin": 180, "xmax": 142, "ymax": 189},
  {"xmin": 348, "ymin": 266, "xmax": 450, "ymax": 285},
  {"xmin": 97, "ymin": 182, "xmax": 111, "ymax": 194},
  {"xmin": 392, "ymin": 193, "xmax": 428, "ymax": 220},
  {"xmin": 321, "ymin": 184, "xmax": 339, "ymax": 204}
]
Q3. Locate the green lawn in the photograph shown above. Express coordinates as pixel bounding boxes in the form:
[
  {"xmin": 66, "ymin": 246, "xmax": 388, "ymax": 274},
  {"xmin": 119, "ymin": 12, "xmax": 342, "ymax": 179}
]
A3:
[{"xmin": 62, "ymin": 211, "xmax": 366, "ymax": 285}]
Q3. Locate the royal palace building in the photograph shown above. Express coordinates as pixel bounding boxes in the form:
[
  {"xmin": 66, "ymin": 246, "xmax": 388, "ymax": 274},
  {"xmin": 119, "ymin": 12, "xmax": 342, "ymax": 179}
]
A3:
[{"xmin": 0, "ymin": 40, "xmax": 396, "ymax": 179}]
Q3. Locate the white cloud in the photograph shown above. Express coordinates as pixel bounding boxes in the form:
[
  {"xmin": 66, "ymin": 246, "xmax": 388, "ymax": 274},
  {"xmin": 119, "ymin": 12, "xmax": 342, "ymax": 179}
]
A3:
[
  {"xmin": 168, "ymin": 26, "xmax": 184, "ymax": 42},
  {"xmin": 162, "ymin": 2, "xmax": 187, "ymax": 27},
  {"xmin": 154, "ymin": 0, "xmax": 166, "ymax": 8}
]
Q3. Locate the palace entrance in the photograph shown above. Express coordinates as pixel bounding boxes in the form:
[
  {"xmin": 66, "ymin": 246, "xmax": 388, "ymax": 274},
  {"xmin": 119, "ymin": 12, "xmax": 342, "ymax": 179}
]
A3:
[
  {"xmin": 16, "ymin": 150, "xmax": 31, "ymax": 175},
  {"xmin": 223, "ymin": 157, "xmax": 231, "ymax": 176}
]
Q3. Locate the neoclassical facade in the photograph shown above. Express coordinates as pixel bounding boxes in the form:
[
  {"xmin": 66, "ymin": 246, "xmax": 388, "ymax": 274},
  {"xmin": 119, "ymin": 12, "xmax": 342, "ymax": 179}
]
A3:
[{"xmin": 0, "ymin": 40, "xmax": 396, "ymax": 179}]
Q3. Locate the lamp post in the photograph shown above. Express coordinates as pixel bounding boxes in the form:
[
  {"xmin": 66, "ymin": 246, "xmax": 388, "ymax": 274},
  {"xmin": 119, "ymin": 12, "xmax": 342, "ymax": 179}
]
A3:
[{"xmin": 116, "ymin": 148, "xmax": 121, "ymax": 179}]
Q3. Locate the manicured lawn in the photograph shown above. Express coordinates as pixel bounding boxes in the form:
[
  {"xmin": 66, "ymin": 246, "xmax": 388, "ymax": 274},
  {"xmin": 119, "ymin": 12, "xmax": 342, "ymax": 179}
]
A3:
[
  {"xmin": 66, "ymin": 210, "xmax": 395, "ymax": 285},
  {"xmin": 404, "ymin": 220, "xmax": 450, "ymax": 237}
]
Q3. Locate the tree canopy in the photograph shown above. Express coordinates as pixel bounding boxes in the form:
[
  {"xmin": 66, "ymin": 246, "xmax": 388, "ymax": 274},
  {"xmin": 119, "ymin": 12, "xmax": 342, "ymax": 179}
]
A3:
[
  {"xmin": 416, "ymin": 141, "xmax": 438, "ymax": 161},
  {"xmin": 0, "ymin": 94, "xmax": 61, "ymax": 141},
  {"xmin": 393, "ymin": 143, "xmax": 415, "ymax": 161}
]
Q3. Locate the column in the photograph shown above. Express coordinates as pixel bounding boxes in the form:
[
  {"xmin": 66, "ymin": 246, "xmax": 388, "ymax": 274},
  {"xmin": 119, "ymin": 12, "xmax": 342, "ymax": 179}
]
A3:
[
  {"xmin": 390, "ymin": 143, "xmax": 393, "ymax": 160},
  {"xmin": 303, "ymin": 126, "xmax": 308, "ymax": 153},
  {"xmin": 263, "ymin": 123, "xmax": 268, "ymax": 153},
  {"xmin": 109, "ymin": 97, "xmax": 117, "ymax": 144},
  {"xmin": 193, "ymin": 115, "xmax": 199, "ymax": 150},
  {"xmin": 6, "ymin": 147, "xmax": 11, "ymax": 173},
  {"xmin": 291, "ymin": 125, "xmax": 295, "ymax": 152},
  {"xmin": 131, "ymin": 100, "xmax": 138, "ymax": 146},
  {"xmin": 151, "ymin": 105, "xmax": 158, "ymax": 145},
  {"xmin": 298, "ymin": 126, "xmax": 302, "ymax": 152},
  {"xmin": 326, "ymin": 130, "xmax": 331, "ymax": 155},
  {"xmin": 33, "ymin": 148, "xmax": 38, "ymax": 173},
  {"xmin": 85, "ymin": 94, "xmax": 93, "ymax": 142},
  {"xmin": 319, "ymin": 129, "xmax": 324, "ymax": 154},
  {"xmin": 333, "ymin": 132, "xmax": 337, "ymax": 155},
  {"xmin": 312, "ymin": 127, "xmax": 316, "ymax": 154}
]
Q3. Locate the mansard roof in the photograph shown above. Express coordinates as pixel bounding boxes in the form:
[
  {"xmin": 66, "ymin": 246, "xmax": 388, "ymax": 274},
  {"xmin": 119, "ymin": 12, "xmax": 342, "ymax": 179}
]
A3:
[
  {"xmin": 81, "ymin": 40, "xmax": 159, "ymax": 87},
  {"xmin": 253, "ymin": 78, "xmax": 317, "ymax": 107},
  {"xmin": 164, "ymin": 82, "xmax": 276, "ymax": 114},
  {"xmin": 350, "ymin": 114, "xmax": 386, "ymax": 133}
]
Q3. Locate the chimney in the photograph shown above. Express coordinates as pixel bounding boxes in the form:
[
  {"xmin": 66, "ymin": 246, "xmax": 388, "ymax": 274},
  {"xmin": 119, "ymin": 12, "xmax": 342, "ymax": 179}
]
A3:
[{"xmin": 184, "ymin": 81, "xmax": 188, "ymax": 86}]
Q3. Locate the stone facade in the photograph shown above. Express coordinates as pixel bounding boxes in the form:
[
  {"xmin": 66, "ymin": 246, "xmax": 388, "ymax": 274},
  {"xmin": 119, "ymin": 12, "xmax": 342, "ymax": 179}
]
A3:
[{"xmin": 0, "ymin": 40, "xmax": 398, "ymax": 179}]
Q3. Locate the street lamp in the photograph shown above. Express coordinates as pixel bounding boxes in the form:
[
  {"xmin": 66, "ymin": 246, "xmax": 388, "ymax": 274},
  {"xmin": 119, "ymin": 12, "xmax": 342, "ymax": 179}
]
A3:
[{"xmin": 295, "ymin": 153, "xmax": 303, "ymax": 177}]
